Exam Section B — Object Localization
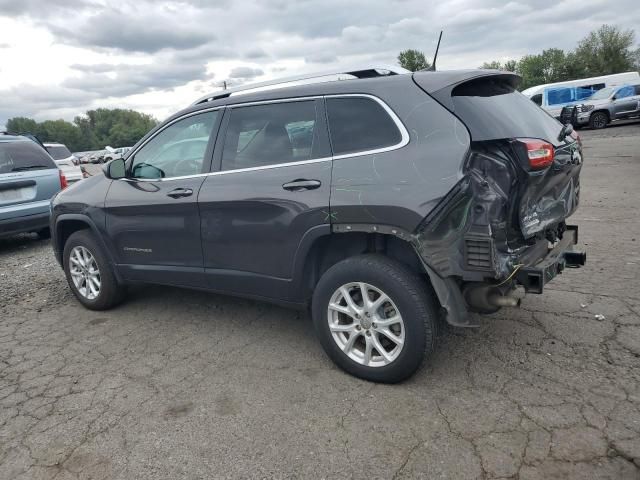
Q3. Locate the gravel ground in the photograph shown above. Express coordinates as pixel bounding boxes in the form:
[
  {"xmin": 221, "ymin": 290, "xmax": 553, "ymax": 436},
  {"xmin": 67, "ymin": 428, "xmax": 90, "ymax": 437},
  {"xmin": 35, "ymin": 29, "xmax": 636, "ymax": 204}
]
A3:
[{"xmin": 1, "ymin": 122, "xmax": 640, "ymax": 479}]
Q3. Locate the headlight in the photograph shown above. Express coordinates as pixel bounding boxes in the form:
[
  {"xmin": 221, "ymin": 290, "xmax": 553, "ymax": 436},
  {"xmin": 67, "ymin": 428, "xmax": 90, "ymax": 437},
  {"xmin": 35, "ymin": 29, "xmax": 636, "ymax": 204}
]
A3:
[{"xmin": 579, "ymin": 104, "xmax": 594, "ymax": 113}]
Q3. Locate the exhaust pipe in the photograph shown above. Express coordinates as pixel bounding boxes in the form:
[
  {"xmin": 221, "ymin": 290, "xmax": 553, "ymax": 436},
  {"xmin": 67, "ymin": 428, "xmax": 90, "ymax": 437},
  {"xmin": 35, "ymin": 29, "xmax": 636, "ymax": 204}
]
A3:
[
  {"xmin": 488, "ymin": 293, "xmax": 521, "ymax": 308},
  {"xmin": 463, "ymin": 283, "xmax": 522, "ymax": 312}
]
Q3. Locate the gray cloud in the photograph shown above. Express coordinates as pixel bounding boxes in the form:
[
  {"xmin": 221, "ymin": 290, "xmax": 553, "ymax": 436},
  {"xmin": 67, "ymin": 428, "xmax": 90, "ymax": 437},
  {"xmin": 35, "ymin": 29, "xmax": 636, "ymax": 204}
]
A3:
[
  {"xmin": 228, "ymin": 66, "xmax": 264, "ymax": 79},
  {"xmin": 64, "ymin": 60, "xmax": 213, "ymax": 97},
  {"xmin": 46, "ymin": 7, "xmax": 213, "ymax": 53},
  {"xmin": 3, "ymin": 0, "xmax": 640, "ymax": 125}
]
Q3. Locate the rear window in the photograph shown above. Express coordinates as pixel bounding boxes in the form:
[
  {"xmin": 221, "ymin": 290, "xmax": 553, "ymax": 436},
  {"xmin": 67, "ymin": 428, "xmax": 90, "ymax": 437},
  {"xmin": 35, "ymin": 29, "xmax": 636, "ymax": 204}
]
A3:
[
  {"xmin": 45, "ymin": 145, "xmax": 72, "ymax": 160},
  {"xmin": 451, "ymin": 78, "xmax": 562, "ymax": 146},
  {"xmin": 326, "ymin": 97, "xmax": 402, "ymax": 156},
  {"xmin": 0, "ymin": 141, "xmax": 56, "ymax": 174}
]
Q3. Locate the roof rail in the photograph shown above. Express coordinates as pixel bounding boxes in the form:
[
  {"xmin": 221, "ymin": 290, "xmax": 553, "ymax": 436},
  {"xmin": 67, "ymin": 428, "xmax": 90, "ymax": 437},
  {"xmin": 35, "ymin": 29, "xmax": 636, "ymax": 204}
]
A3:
[{"xmin": 192, "ymin": 65, "xmax": 410, "ymax": 105}]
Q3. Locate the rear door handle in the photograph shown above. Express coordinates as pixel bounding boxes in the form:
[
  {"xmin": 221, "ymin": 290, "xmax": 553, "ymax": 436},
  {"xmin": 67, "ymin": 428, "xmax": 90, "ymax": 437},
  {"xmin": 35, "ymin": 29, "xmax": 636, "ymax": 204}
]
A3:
[
  {"xmin": 167, "ymin": 188, "xmax": 193, "ymax": 198},
  {"xmin": 282, "ymin": 179, "xmax": 321, "ymax": 191}
]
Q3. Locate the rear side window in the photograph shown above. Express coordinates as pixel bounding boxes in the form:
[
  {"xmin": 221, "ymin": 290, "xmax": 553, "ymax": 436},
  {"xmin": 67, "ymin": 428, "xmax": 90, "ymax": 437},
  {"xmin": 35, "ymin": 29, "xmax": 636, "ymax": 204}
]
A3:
[
  {"xmin": 0, "ymin": 141, "xmax": 56, "ymax": 174},
  {"xmin": 326, "ymin": 97, "xmax": 402, "ymax": 156},
  {"xmin": 451, "ymin": 78, "xmax": 563, "ymax": 146},
  {"xmin": 222, "ymin": 100, "xmax": 318, "ymax": 170},
  {"xmin": 46, "ymin": 145, "xmax": 72, "ymax": 160},
  {"xmin": 531, "ymin": 94, "xmax": 542, "ymax": 106}
]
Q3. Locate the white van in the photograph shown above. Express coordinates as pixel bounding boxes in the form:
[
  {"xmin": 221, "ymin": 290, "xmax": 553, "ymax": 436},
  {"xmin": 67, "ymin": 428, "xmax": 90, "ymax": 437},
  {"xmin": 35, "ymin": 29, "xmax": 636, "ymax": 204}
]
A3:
[{"xmin": 522, "ymin": 72, "xmax": 640, "ymax": 119}]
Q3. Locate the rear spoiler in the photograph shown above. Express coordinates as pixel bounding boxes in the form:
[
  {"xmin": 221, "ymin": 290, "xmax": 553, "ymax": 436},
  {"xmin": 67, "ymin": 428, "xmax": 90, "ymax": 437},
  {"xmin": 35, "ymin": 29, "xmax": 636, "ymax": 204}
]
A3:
[{"xmin": 413, "ymin": 70, "xmax": 521, "ymax": 110}]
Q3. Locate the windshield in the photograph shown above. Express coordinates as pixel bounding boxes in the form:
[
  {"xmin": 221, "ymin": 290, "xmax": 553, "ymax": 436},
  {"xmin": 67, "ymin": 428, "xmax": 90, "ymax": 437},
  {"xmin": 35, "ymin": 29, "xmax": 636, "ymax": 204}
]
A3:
[
  {"xmin": 588, "ymin": 87, "xmax": 615, "ymax": 101},
  {"xmin": 46, "ymin": 145, "xmax": 72, "ymax": 160},
  {"xmin": 0, "ymin": 141, "xmax": 56, "ymax": 174}
]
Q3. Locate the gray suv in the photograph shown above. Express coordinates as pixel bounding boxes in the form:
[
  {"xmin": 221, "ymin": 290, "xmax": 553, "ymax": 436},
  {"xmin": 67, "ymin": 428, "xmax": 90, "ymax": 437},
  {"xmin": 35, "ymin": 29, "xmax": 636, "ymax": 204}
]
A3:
[
  {"xmin": 50, "ymin": 67, "xmax": 586, "ymax": 382},
  {"xmin": 568, "ymin": 84, "xmax": 640, "ymax": 129}
]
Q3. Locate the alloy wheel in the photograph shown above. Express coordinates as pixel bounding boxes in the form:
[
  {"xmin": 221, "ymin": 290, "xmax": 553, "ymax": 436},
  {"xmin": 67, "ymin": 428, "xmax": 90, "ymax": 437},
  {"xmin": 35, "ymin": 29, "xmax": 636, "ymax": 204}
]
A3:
[
  {"xmin": 69, "ymin": 246, "xmax": 101, "ymax": 300},
  {"xmin": 327, "ymin": 282, "xmax": 405, "ymax": 367}
]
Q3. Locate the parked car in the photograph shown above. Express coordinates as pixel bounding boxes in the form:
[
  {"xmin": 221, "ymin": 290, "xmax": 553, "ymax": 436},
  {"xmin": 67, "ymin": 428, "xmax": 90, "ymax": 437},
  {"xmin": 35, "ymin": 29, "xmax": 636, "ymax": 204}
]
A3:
[
  {"xmin": 44, "ymin": 143, "xmax": 83, "ymax": 183},
  {"xmin": 1, "ymin": 134, "xmax": 67, "ymax": 238},
  {"xmin": 522, "ymin": 71, "xmax": 640, "ymax": 119},
  {"xmin": 562, "ymin": 83, "xmax": 640, "ymax": 129},
  {"xmin": 103, "ymin": 146, "xmax": 132, "ymax": 162},
  {"xmin": 88, "ymin": 150, "xmax": 108, "ymax": 164},
  {"xmin": 50, "ymin": 66, "xmax": 586, "ymax": 382}
]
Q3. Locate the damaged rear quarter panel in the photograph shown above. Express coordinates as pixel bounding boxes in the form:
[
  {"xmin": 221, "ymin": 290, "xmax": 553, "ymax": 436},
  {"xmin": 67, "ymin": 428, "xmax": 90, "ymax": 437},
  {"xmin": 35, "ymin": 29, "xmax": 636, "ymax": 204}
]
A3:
[{"xmin": 328, "ymin": 76, "xmax": 471, "ymax": 233}]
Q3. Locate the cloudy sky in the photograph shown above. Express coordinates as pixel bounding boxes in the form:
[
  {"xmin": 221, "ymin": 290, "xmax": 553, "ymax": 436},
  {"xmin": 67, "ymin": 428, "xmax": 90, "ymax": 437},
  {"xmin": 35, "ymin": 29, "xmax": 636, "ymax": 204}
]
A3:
[{"xmin": 0, "ymin": 0, "xmax": 638, "ymax": 125}]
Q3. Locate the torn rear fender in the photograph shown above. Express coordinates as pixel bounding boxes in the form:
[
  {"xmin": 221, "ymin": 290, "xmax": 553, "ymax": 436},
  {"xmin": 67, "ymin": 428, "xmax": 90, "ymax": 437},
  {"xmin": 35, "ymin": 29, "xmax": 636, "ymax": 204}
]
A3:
[{"xmin": 412, "ymin": 138, "xmax": 582, "ymax": 283}]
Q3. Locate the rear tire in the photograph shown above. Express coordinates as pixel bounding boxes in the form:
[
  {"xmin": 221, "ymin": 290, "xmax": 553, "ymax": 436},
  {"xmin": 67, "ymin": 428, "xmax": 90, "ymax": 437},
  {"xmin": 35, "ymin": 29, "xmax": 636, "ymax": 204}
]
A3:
[
  {"xmin": 589, "ymin": 111, "xmax": 608, "ymax": 129},
  {"xmin": 63, "ymin": 230, "xmax": 126, "ymax": 310},
  {"xmin": 312, "ymin": 254, "xmax": 438, "ymax": 383}
]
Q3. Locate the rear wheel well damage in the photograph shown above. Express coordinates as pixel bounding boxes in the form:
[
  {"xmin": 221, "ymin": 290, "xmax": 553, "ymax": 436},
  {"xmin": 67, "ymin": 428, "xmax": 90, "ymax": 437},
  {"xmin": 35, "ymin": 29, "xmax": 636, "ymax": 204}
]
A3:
[{"xmin": 297, "ymin": 230, "xmax": 472, "ymax": 325}]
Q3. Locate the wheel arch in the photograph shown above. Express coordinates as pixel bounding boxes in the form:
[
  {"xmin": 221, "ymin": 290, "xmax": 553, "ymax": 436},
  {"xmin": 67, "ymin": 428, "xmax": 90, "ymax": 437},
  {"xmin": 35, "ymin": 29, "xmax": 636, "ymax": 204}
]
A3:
[
  {"xmin": 291, "ymin": 227, "xmax": 428, "ymax": 303},
  {"xmin": 54, "ymin": 214, "xmax": 122, "ymax": 282}
]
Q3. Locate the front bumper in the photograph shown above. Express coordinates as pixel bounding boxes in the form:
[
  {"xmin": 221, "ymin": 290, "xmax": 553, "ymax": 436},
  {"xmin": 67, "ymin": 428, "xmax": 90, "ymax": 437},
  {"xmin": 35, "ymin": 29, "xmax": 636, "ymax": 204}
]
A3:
[
  {"xmin": 576, "ymin": 112, "xmax": 591, "ymax": 125},
  {"xmin": 515, "ymin": 225, "xmax": 585, "ymax": 294}
]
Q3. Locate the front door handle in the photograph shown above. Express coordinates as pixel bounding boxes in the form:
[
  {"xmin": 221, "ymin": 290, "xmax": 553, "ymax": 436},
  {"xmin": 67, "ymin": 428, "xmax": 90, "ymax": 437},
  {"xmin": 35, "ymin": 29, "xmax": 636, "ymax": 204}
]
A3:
[
  {"xmin": 167, "ymin": 188, "xmax": 193, "ymax": 198},
  {"xmin": 282, "ymin": 179, "xmax": 321, "ymax": 191}
]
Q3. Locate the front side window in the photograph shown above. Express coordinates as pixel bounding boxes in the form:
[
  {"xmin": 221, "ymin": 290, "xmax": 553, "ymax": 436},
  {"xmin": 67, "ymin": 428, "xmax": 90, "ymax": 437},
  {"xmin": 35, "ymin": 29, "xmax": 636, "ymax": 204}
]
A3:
[
  {"xmin": 221, "ymin": 101, "xmax": 318, "ymax": 171},
  {"xmin": 616, "ymin": 86, "xmax": 635, "ymax": 99},
  {"xmin": 131, "ymin": 111, "xmax": 218, "ymax": 179},
  {"xmin": 326, "ymin": 97, "xmax": 402, "ymax": 156}
]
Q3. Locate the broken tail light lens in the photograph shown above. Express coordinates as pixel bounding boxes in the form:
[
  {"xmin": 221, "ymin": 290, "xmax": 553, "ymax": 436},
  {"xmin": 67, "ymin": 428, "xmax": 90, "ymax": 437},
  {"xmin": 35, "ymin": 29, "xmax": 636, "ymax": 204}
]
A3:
[
  {"xmin": 518, "ymin": 138, "xmax": 554, "ymax": 170},
  {"xmin": 59, "ymin": 170, "xmax": 68, "ymax": 190}
]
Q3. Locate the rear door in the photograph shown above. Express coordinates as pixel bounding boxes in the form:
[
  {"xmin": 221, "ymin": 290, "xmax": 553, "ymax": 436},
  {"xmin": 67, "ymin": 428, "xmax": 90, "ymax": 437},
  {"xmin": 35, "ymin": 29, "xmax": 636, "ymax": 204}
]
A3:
[
  {"xmin": 198, "ymin": 98, "xmax": 332, "ymax": 300},
  {"xmin": 0, "ymin": 140, "xmax": 60, "ymax": 223},
  {"xmin": 104, "ymin": 109, "xmax": 221, "ymax": 286}
]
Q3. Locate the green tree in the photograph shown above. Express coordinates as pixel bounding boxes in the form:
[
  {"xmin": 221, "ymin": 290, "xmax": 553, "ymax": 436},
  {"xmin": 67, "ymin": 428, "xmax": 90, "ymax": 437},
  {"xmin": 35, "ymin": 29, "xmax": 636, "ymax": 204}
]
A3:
[
  {"xmin": 480, "ymin": 60, "xmax": 517, "ymax": 71},
  {"xmin": 5, "ymin": 117, "xmax": 38, "ymax": 135},
  {"xmin": 4, "ymin": 109, "xmax": 158, "ymax": 152},
  {"xmin": 398, "ymin": 49, "xmax": 430, "ymax": 72},
  {"xmin": 573, "ymin": 24, "xmax": 636, "ymax": 76}
]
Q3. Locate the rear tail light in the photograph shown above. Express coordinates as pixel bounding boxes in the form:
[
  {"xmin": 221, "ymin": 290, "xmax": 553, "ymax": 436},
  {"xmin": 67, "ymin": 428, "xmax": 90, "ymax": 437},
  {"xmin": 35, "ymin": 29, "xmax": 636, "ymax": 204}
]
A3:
[
  {"xmin": 519, "ymin": 138, "xmax": 554, "ymax": 169},
  {"xmin": 59, "ymin": 170, "xmax": 68, "ymax": 190}
]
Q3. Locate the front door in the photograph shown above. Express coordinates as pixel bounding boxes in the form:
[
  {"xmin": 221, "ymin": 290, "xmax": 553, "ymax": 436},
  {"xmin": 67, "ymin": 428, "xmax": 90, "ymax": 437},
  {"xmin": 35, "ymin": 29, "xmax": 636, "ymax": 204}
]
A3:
[
  {"xmin": 198, "ymin": 98, "xmax": 332, "ymax": 301},
  {"xmin": 105, "ymin": 109, "xmax": 221, "ymax": 286},
  {"xmin": 612, "ymin": 85, "xmax": 638, "ymax": 119}
]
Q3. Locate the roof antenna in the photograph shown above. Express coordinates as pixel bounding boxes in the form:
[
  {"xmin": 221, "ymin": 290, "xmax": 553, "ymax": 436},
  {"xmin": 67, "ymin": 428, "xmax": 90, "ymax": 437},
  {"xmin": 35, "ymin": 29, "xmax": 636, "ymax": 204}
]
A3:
[{"xmin": 426, "ymin": 31, "xmax": 443, "ymax": 71}]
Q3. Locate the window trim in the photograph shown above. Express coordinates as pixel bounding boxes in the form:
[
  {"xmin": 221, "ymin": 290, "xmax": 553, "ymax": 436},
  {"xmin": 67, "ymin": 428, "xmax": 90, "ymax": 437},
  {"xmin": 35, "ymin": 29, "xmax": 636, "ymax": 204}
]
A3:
[
  {"xmin": 219, "ymin": 97, "xmax": 325, "ymax": 173},
  {"xmin": 121, "ymin": 94, "xmax": 409, "ymax": 182},
  {"xmin": 325, "ymin": 94, "xmax": 410, "ymax": 160},
  {"xmin": 124, "ymin": 106, "xmax": 222, "ymax": 182}
]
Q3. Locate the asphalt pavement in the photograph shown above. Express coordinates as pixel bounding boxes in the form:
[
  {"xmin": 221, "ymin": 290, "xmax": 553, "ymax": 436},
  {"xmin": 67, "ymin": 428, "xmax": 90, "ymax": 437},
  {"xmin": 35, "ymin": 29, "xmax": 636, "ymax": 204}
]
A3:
[{"xmin": 1, "ymin": 122, "xmax": 640, "ymax": 479}]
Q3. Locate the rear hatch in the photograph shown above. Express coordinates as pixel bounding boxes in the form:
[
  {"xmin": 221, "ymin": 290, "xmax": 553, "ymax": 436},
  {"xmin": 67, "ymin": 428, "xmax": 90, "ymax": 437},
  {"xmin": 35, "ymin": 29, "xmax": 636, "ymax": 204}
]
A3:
[
  {"xmin": 0, "ymin": 140, "xmax": 61, "ymax": 221},
  {"xmin": 415, "ymin": 72, "xmax": 582, "ymax": 240}
]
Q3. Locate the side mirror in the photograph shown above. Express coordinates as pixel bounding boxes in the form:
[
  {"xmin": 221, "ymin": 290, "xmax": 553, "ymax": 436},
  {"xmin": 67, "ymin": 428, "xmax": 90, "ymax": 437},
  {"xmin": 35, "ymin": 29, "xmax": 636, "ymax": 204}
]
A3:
[{"xmin": 102, "ymin": 158, "xmax": 126, "ymax": 179}]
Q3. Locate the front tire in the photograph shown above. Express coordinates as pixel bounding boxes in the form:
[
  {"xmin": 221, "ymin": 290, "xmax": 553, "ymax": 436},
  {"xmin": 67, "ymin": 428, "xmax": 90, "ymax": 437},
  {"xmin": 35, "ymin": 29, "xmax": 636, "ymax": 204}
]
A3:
[
  {"xmin": 312, "ymin": 254, "xmax": 438, "ymax": 383},
  {"xmin": 63, "ymin": 230, "xmax": 126, "ymax": 310},
  {"xmin": 589, "ymin": 111, "xmax": 609, "ymax": 129}
]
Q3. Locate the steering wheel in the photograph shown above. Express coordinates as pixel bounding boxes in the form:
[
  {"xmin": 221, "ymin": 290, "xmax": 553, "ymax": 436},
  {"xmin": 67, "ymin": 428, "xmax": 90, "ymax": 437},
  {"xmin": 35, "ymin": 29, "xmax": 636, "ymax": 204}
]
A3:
[{"xmin": 174, "ymin": 157, "xmax": 201, "ymax": 176}]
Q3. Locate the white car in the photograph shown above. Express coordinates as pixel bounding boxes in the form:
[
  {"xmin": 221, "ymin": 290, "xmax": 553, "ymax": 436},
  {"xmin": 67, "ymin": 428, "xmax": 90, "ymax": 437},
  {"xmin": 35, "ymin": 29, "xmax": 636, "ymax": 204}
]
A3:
[
  {"xmin": 103, "ymin": 146, "xmax": 132, "ymax": 162},
  {"xmin": 44, "ymin": 143, "xmax": 83, "ymax": 183}
]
